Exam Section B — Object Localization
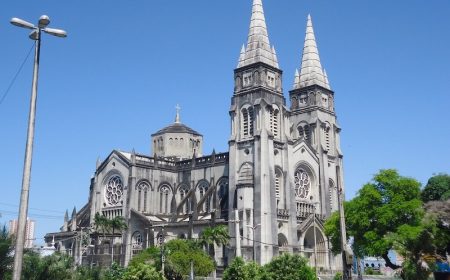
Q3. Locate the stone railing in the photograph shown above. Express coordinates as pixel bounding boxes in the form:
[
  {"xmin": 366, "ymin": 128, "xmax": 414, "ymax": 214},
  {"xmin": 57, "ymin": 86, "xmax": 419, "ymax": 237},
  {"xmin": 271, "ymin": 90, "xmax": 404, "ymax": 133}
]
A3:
[
  {"xmin": 102, "ymin": 207, "xmax": 123, "ymax": 219},
  {"xmin": 277, "ymin": 208, "xmax": 289, "ymax": 220}
]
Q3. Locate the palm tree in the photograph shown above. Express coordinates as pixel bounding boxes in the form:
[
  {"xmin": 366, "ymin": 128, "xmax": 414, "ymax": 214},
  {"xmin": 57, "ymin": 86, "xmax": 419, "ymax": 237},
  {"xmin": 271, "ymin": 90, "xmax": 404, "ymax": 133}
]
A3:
[
  {"xmin": 200, "ymin": 225, "xmax": 230, "ymax": 278},
  {"xmin": 109, "ymin": 216, "xmax": 127, "ymax": 264},
  {"xmin": 94, "ymin": 212, "xmax": 110, "ymax": 254}
]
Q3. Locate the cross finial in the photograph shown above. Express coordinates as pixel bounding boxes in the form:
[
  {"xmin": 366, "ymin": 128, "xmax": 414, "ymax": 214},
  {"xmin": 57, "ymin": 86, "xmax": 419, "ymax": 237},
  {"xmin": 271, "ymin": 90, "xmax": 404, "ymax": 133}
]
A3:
[{"xmin": 175, "ymin": 104, "xmax": 181, "ymax": 123}]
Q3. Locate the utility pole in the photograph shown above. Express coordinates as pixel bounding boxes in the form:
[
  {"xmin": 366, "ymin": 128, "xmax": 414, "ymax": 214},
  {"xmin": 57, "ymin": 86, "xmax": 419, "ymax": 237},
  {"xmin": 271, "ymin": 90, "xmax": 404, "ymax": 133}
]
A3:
[
  {"xmin": 312, "ymin": 203, "xmax": 318, "ymax": 277},
  {"xmin": 10, "ymin": 16, "xmax": 66, "ymax": 280},
  {"xmin": 230, "ymin": 210, "xmax": 241, "ymax": 257},
  {"xmin": 336, "ymin": 166, "xmax": 353, "ymax": 280}
]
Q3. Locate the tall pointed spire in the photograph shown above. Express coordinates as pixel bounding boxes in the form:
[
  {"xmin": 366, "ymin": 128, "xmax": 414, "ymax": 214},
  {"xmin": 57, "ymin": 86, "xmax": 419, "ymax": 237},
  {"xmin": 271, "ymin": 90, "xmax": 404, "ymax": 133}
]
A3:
[
  {"xmin": 237, "ymin": 0, "xmax": 279, "ymax": 68},
  {"xmin": 294, "ymin": 14, "xmax": 330, "ymax": 90}
]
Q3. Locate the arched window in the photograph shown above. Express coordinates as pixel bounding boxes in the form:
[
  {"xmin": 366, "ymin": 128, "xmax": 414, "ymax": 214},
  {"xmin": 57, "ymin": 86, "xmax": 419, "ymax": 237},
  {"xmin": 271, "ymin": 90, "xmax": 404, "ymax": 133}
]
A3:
[
  {"xmin": 298, "ymin": 124, "xmax": 312, "ymax": 144},
  {"xmin": 241, "ymin": 106, "xmax": 254, "ymax": 138},
  {"xmin": 323, "ymin": 123, "xmax": 331, "ymax": 152},
  {"xmin": 197, "ymin": 182, "xmax": 210, "ymax": 213},
  {"xmin": 275, "ymin": 168, "xmax": 284, "ymax": 209},
  {"xmin": 131, "ymin": 231, "xmax": 143, "ymax": 255},
  {"xmin": 217, "ymin": 178, "xmax": 229, "ymax": 219},
  {"xmin": 294, "ymin": 168, "xmax": 311, "ymax": 199},
  {"xmin": 159, "ymin": 185, "xmax": 171, "ymax": 214},
  {"xmin": 105, "ymin": 175, "xmax": 124, "ymax": 206},
  {"xmin": 269, "ymin": 106, "xmax": 279, "ymax": 138},
  {"xmin": 136, "ymin": 181, "xmax": 150, "ymax": 213},
  {"xmin": 329, "ymin": 179, "xmax": 336, "ymax": 210},
  {"xmin": 178, "ymin": 185, "xmax": 190, "ymax": 214}
]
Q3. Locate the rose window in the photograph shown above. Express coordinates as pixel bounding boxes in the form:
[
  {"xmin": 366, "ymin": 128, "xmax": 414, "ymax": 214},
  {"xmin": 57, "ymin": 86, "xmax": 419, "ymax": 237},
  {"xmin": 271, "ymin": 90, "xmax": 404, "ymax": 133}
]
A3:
[
  {"xmin": 294, "ymin": 168, "xmax": 311, "ymax": 199},
  {"xmin": 105, "ymin": 175, "xmax": 123, "ymax": 205}
]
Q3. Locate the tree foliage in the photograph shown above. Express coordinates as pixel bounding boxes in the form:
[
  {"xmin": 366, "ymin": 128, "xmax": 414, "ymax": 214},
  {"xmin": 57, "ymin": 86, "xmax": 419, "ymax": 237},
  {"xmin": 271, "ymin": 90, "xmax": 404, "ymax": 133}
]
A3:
[
  {"xmin": 264, "ymin": 254, "xmax": 316, "ymax": 280},
  {"xmin": 129, "ymin": 239, "xmax": 214, "ymax": 280},
  {"xmin": 223, "ymin": 254, "xmax": 315, "ymax": 280},
  {"xmin": 421, "ymin": 174, "xmax": 450, "ymax": 202},
  {"xmin": 325, "ymin": 170, "xmax": 428, "ymax": 270},
  {"xmin": 122, "ymin": 263, "xmax": 165, "ymax": 280},
  {"xmin": 0, "ymin": 225, "xmax": 14, "ymax": 279}
]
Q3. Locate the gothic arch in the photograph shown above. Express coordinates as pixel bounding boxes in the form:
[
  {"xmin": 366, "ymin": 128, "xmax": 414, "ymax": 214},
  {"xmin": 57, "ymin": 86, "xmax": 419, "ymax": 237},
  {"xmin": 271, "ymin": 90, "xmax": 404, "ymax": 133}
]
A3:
[
  {"xmin": 158, "ymin": 183, "xmax": 172, "ymax": 214},
  {"xmin": 135, "ymin": 180, "xmax": 151, "ymax": 213},
  {"xmin": 237, "ymin": 162, "xmax": 254, "ymax": 185},
  {"xmin": 278, "ymin": 233, "xmax": 288, "ymax": 247},
  {"xmin": 136, "ymin": 179, "xmax": 152, "ymax": 190},
  {"xmin": 274, "ymin": 166, "xmax": 284, "ymax": 209},
  {"xmin": 196, "ymin": 180, "xmax": 211, "ymax": 213},
  {"xmin": 293, "ymin": 162, "xmax": 317, "ymax": 201},
  {"xmin": 240, "ymin": 104, "xmax": 254, "ymax": 138},
  {"xmin": 216, "ymin": 177, "xmax": 229, "ymax": 218},
  {"xmin": 102, "ymin": 171, "xmax": 125, "ymax": 207}
]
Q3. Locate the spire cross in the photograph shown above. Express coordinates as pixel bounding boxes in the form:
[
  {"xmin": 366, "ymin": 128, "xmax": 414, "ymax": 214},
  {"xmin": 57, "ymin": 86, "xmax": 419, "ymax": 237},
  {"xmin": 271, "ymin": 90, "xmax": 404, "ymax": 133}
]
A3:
[{"xmin": 175, "ymin": 104, "xmax": 181, "ymax": 123}]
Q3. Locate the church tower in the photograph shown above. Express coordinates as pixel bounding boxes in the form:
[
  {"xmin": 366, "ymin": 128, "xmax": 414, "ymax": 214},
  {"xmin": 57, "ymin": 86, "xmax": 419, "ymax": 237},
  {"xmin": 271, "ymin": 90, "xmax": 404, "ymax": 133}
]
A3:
[
  {"xmin": 289, "ymin": 15, "xmax": 343, "ymax": 220},
  {"xmin": 228, "ymin": 0, "xmax": 287, "ymax": 264}
]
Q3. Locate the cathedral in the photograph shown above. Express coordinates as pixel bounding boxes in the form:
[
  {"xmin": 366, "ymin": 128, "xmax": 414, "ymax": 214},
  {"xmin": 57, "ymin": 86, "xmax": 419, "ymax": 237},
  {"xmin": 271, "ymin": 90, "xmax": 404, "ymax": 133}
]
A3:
[{"xmin": 45, "ymin": 0, "xmax": 347, "ymax": 271}]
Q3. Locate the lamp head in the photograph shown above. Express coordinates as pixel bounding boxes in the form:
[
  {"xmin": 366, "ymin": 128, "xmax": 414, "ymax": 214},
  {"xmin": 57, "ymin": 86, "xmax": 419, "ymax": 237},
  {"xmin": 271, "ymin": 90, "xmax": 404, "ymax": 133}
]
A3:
[
  {"xmin": 38, "ymin": 15, "xmax": 50, "ymax": 28},
  {"xmin": 10, "ymin": 17, "xmax": 35, "ymax": 29}
]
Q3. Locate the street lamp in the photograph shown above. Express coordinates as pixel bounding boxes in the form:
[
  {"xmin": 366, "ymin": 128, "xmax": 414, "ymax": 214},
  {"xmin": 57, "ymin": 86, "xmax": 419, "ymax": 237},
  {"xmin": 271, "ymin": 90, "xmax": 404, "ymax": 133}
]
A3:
[
  {"xmin": 312, "ymin": 202, "xmax": 319, "ymax": 278},
  {"xmin": 245, "ymin": 223, "xmax": 260, "ymax": 262},
  {"xmin": 10, "ymin": 15, "xmax": 66, "ymax": 280}
]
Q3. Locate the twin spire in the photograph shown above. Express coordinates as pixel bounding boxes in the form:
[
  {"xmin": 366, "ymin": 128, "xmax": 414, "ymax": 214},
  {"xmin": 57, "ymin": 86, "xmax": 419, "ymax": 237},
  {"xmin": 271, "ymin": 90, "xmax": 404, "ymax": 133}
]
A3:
[
  {"xmin": 293, "ymin": 15, "xmax": 331, "ymax": 90},
  {"xmin": 237, "ymin": 0, "xmax": 279, "ymax": 69},
  {"xmin": 238, "ymin": 1, "xmax": 331, "ymax": 90}
]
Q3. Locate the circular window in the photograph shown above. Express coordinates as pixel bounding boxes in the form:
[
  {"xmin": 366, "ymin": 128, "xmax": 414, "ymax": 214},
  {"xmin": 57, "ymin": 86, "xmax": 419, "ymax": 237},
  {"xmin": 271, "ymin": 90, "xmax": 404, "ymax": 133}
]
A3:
[
  {"xmin": 294, "ymin": 168, "xmax": 311, "ymax": 199},
  {"xmin": 105, "ymin": 175, "xmax": 123, "ymax": 205}
]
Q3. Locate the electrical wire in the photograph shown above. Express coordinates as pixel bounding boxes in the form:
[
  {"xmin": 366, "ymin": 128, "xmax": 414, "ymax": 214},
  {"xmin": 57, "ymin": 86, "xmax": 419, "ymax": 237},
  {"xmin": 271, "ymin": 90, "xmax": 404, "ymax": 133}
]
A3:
[{"xmin": 0, "ymin": 42, "xmax": 35, "ymax": 106}]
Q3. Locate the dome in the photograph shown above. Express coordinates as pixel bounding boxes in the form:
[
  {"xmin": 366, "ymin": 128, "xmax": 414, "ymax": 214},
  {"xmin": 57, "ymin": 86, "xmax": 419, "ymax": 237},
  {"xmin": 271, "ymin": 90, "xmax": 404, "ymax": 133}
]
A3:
[{"xmin": 151, "ymin": 122, "xmax": 202, "ymax": 137}]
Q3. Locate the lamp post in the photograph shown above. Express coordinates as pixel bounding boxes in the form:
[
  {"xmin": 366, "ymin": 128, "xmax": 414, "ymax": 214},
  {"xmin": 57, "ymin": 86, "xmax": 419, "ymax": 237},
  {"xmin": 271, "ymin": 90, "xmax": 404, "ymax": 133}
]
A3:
[
  {"xmin": 245, "ymin": 223, "xmax": 260, "ymax": 262},
  {"xmin": 10, "ymin": 15, "xmax": 66, "ymax": 280},
  {"xmin": 312, "ymin": 202, "xmax": 319, "ymax": 278}
]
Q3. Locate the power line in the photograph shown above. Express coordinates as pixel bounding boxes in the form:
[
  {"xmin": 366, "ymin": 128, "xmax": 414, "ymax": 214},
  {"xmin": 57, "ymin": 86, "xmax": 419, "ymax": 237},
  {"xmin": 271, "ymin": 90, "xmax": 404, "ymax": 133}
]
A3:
[
  {"xmin": 0, "ymin": 43, "xmax": 35, "ymax": 106},
  {"xmin": 0, "ymin": 202, "xmax": 64, "ymax": 214}
]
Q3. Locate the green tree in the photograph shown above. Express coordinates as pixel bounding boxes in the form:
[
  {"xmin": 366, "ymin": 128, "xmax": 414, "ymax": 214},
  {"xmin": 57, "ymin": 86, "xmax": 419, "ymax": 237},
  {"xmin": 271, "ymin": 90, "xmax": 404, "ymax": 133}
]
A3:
[
  {"xmin": 325, "ymin": 170, "xmax": 424, "ymax": 270},
  {"xmin": 424, "ymin": 199, "xmax": 450, "ymax": 256},
  {"xmin": 388, "ymin": 219, "xmax": 436, "ymax": 280},
  {"xmin": 94, "ymin": 212, "xmax": 111, "ymax": 243},
  {"xmin": 21, "ymin": 250, "xmax": 45, "ymax": 280},
  {"xmin": 123, "ymin": 263, "xmax": 165, "ymax": 280},
  {"xmin": 421, "ymin": 174, "xmax": 450, "ymax": 202},
  {"xmin": 0, "ymin": 225, "xmax": 14, "ymax": 279},
  {"xmin": 74, "ymin": 265, "xmax": 103, "ymax": 280},
  {"xmin": 129, "ymin": 239, "xmax": 214, "ymax": 280},
  {"xmin": 263, "ymin": 254, "xmax": 316, "ymax": 280},
  {"xmin": 222, "ymin": 257, "xmax": 249, "ymax": 280},
  {"xmin": 103, "ymin": 262, "xmax": 127, "ymax": 280},
  {"xmin": 199, "ymin": 225, "xmax": 229, "ymax": 278}
]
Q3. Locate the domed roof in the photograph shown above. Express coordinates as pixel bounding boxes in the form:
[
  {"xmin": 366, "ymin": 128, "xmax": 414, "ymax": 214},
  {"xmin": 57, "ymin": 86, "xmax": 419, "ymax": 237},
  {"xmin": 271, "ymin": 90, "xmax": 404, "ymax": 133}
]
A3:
[{"xmin": 151, "ymin": 122, "xmax": 202, "ymax": 136}]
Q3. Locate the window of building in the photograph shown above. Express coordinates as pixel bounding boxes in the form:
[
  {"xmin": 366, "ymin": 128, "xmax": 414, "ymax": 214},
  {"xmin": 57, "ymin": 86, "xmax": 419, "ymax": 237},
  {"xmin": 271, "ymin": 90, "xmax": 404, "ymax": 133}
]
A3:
[
  {"xmin": 159, "ymin": 185, "xmax": 171, "ymax": 214},
  {"xmin": 241, "ymin": 106, "xmax": 254, "ymax": 138},
  {"xmin": 136, "ymin": 181, "xmax": 150, "ymax": 213},
  {"xmin": 105, "ymin": 175, "xmax": 123, "ymax": 206},
  {"xmin": 294, "ymin": 168, "xmax": 311, "ymax": 199},
  {"xmin": 243, "ymin": 72, "xmax": 253, "ymax": 87},
  {"xmin": 269, "ymin": 106, "xmax": 279, "ymax": 138},
  {"xmin": 179, "ymin": 185, "xmax": 190, "ymax": 214}
]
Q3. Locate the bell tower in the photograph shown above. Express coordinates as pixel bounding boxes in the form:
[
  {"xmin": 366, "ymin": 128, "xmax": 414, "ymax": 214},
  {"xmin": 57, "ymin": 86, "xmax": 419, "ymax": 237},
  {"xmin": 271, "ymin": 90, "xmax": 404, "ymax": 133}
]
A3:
[{"xmin": 228, "ymin": 0, "xmax": 288, "ymax": 264}]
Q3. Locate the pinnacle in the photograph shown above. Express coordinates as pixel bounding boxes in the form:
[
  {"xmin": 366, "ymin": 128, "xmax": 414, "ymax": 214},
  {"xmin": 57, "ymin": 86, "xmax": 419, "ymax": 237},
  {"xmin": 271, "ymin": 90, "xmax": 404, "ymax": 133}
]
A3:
[{"xmin": 237, "ymin": 0, "xmax": 279, "ymax": 69}]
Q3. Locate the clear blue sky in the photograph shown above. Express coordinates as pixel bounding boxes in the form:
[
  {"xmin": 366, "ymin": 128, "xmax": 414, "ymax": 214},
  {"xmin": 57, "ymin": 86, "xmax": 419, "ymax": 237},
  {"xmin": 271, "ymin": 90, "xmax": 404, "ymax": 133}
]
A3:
[{"xmin": 1, "ymin": 1, "xmax": 449, "ymax": 246}]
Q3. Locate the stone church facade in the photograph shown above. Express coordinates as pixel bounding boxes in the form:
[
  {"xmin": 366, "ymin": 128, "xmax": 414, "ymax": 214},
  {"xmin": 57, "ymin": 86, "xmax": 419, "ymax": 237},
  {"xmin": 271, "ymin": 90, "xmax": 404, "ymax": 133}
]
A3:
[{"xmin": 45, "ymin": 0, "xmax": 346, "ymax": 271}]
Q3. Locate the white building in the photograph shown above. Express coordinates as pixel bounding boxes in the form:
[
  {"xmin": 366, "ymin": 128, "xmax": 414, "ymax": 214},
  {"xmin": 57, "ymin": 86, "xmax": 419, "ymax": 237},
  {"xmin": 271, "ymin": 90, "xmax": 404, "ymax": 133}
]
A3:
[
  {"xmin": 46, "ymin": 0, "xmax": 348, "ymax": 272},
  {"xmin": 9, "ymin": 218, "xmax": 35, "ymax": 249}
]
